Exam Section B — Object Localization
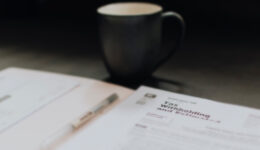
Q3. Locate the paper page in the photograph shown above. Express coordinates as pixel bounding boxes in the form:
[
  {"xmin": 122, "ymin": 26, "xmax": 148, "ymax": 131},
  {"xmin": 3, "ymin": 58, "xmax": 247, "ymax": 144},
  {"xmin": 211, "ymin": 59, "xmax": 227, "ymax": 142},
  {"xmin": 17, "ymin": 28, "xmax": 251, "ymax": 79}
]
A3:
[
  {"xmin": 58, "ymin": 86, "xmax": 260, "ymax": 150},
  {"xmin": 0, "ymin": 68, "xmax": 79, "ymax": 133},
  {"xmin": 0, "ymin": 67, "xmax": 133, "ymax": 150}
]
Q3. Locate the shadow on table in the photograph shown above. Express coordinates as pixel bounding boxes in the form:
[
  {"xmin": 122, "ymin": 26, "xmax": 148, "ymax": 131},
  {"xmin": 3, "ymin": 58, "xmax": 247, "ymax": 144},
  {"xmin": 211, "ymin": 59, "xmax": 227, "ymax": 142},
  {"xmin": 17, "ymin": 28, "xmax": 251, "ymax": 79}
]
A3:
[{"xmin": 104, "ymin": 75, "xmax": 187, "ymax": 93}]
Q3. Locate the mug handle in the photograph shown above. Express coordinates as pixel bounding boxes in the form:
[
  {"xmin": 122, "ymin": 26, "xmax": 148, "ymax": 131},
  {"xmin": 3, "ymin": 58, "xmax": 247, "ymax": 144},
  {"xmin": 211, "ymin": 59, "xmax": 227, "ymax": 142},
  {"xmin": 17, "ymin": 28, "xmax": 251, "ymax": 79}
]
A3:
[{"xmin": 155, "ymin": 11, "xmax": 185, "ymax": 68}]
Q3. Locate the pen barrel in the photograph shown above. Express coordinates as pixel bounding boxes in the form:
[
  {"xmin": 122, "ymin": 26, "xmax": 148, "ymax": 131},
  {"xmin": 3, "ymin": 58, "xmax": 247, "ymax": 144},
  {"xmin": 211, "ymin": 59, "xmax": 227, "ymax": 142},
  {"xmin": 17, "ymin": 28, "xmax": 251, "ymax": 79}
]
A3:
[
  {"xmin": 71, "ymin": 94, "xmax": 118, "ymax": 129},
  {"xmin": 72, "ymin": 112, "xmax": 95, "ymax": 129}
]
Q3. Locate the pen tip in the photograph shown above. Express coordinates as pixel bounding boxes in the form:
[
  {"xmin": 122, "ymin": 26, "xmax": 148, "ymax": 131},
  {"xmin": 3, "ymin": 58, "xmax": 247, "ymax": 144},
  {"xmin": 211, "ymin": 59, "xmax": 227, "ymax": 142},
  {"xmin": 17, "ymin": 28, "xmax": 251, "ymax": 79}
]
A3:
[{"xmin": 108, "ymin": 93, "xmax": 118, "ymax": 102}]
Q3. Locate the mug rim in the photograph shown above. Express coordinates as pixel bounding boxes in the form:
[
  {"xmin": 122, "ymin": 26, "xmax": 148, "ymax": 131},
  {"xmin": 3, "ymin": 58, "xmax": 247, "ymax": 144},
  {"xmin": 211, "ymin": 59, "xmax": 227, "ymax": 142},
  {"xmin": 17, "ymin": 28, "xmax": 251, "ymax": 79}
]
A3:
[{"xmin": 97, "ymin": 2, "xmax": 162, "ymax": 16}]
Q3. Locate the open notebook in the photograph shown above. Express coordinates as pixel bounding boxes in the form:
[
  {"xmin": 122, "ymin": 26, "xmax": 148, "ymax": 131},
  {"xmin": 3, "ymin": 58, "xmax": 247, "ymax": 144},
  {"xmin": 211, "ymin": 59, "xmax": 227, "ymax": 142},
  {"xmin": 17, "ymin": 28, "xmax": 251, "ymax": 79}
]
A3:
[{"xmin": 0, "ymin": 67, "xmax": 260, "ymax": 150}]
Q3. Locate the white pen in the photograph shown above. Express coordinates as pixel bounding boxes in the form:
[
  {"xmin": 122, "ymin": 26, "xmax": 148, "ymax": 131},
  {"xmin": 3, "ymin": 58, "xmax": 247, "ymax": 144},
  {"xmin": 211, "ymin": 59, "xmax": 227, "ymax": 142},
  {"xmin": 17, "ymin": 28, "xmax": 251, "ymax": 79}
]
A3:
[{"xmin": 41, "ymin": 93, "xmax": 118, "ymax": 150}]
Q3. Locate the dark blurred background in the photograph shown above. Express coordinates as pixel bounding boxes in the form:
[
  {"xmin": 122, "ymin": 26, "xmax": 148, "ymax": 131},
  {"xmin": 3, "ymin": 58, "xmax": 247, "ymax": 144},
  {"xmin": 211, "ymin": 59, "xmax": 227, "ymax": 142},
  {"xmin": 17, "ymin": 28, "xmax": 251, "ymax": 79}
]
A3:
[
  {"xmin": 0, "ymin": 0, "xmax": 260, "ymax": 106},
  {"xmin": 1, "ymin": 0, "xmax": 260, "ymax": 49},
  {"xmin": 2, "ymin": 0, "xmax": 260, "ymax": 28}
]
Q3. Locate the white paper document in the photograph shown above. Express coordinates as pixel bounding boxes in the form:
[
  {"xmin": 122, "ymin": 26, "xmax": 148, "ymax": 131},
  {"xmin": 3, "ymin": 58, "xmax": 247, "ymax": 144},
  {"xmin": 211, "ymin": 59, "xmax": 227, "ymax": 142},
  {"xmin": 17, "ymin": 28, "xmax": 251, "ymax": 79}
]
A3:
[
  {"xmin": 0, "ymin": 68, "xmax": 79, "ymax": 133},
  {"xmin": 58, "ymin": 86, "xmax": 260, "ymax": 150}
]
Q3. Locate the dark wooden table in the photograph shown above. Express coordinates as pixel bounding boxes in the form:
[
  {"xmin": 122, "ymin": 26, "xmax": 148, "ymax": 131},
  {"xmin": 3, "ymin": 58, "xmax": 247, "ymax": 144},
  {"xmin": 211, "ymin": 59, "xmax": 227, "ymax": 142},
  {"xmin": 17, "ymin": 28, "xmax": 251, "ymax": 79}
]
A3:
[{"xmin": 0, "ymin": 20, "xmax": 260, "ymax": 109}]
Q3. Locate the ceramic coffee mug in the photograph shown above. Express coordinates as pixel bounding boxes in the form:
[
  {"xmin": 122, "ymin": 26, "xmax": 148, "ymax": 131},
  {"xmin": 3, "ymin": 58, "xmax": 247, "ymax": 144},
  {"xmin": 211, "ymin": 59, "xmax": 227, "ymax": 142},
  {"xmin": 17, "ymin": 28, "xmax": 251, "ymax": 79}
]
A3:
[{"xmin": 97, "ymin": 2, "xmax": 185, "ymax": 83}]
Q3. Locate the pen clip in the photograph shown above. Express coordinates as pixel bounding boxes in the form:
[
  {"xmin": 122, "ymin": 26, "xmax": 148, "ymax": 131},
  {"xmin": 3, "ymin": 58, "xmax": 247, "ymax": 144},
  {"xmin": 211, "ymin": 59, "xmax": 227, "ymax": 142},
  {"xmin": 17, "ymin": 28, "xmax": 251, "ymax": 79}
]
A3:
[{"xmin": 72, "ymin": 112, "xmax": 95, "ymax": 129}]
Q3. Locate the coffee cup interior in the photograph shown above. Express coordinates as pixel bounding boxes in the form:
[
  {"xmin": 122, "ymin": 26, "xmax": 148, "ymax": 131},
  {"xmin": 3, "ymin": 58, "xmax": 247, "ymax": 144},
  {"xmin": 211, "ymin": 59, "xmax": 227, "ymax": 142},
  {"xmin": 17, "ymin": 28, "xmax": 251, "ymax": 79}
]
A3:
[{"xmin": 97, "ymin": 2, "xmax": 162, "ymax": 16}]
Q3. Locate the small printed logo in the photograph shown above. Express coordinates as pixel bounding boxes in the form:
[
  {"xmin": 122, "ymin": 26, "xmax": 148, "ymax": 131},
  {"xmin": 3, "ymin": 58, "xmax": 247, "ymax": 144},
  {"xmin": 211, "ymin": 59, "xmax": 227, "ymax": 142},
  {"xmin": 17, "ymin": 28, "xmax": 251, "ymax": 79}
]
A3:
[{"xmin": 136, "ymin": 93, "xmax": 157, "ymax": 105}]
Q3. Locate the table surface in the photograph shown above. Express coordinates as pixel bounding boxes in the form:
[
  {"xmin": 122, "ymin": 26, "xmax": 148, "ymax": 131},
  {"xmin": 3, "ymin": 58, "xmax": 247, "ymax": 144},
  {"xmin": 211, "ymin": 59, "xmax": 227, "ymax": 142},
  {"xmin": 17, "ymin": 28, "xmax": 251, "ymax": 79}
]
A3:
[{"xmin": 0, "ymin": 20, "xmax": 260, "ymax": 109}]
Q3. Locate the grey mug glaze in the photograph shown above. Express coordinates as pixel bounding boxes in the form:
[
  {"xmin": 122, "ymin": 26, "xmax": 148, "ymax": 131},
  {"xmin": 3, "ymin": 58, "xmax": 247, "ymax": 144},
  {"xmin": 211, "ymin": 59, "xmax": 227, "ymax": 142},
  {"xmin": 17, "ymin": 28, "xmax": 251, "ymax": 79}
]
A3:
[{"xmin": 98, "ymin": 2, "xmax": 185, "ymax": 83}]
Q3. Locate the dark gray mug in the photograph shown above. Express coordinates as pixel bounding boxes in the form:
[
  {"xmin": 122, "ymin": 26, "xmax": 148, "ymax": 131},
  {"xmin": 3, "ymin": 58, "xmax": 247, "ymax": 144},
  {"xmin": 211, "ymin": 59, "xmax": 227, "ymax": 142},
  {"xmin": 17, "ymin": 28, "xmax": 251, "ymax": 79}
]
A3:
[{"xmin": 97, "ymin": 2, "xmax": 185, "ymax": 83}]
